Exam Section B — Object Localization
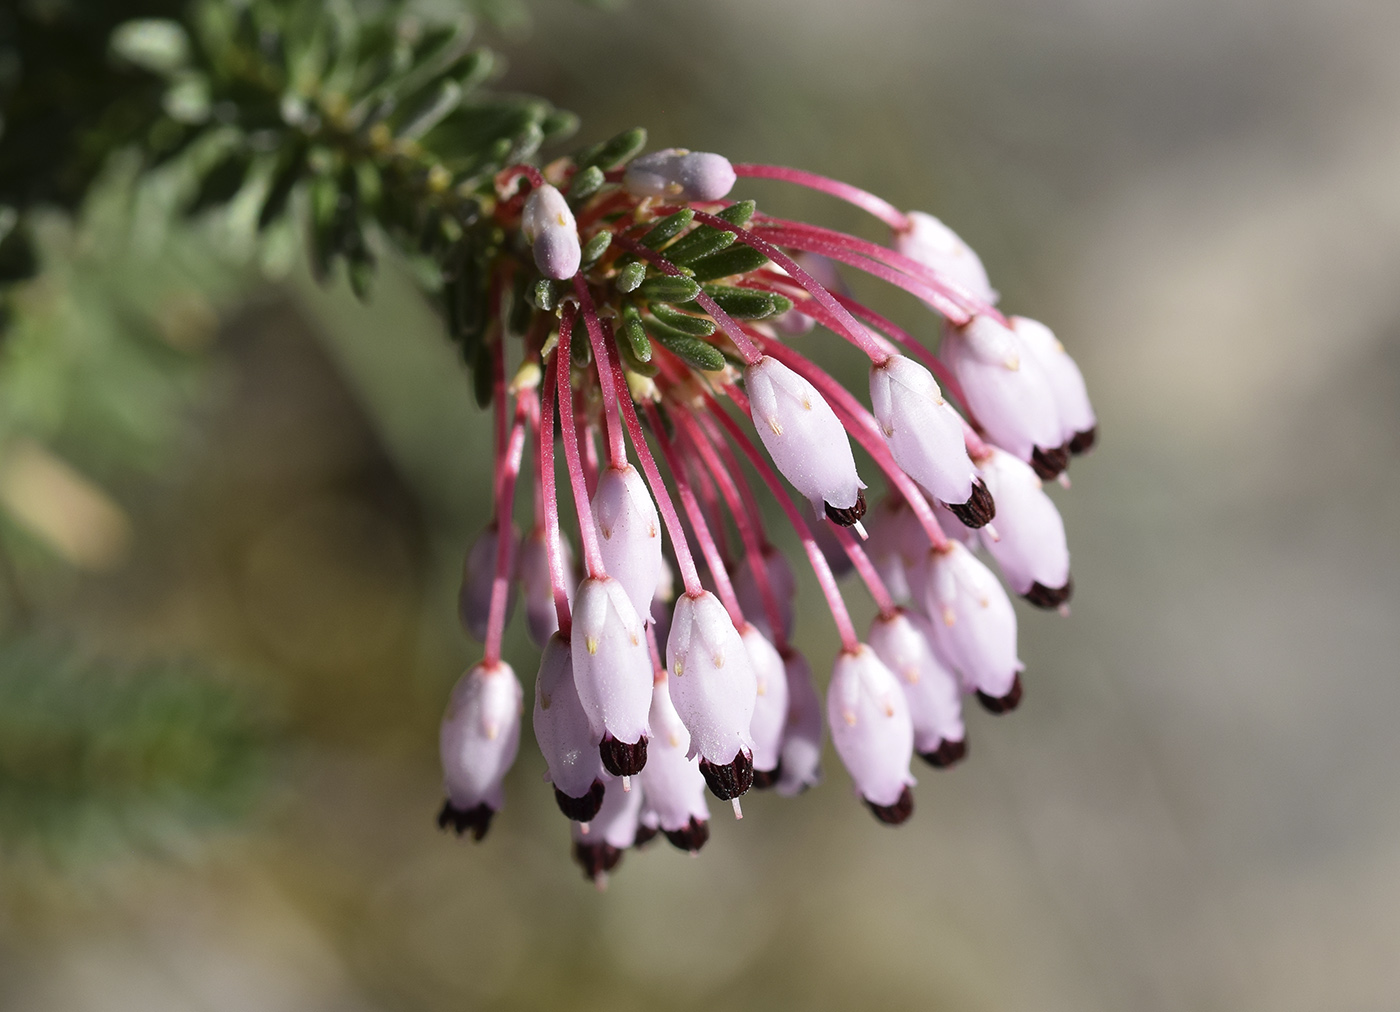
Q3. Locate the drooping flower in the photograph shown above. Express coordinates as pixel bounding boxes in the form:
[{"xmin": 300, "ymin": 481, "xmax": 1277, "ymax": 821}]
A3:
[
  {"xmin": 894, "ymin": 211, "xmax": 997, "ymax": 307},
  {"xmin": 775, "ymin": 648, "xmax": 824, "ymax": 797},
  {"xmin": 665, "ymin": 590, "xmax": 758, "ymax": 800},
  {"xmin": 827, "ymin": 645, "xmax": 916, "ymax": 824},
  {"xmin": 518, "ymin": 526, "xmax": 573, "ymax": 647},
  {"xmin": 742, "ymin": 624, "xmax": 789, "ymax": 787},
  {"xmin": 591, "ymin": 463, "xmax": 664, "ymax": 621},
  {"xmin": 923, "ymin": 542, "xmax": 1024, "ymax": 711},
  {"xmin": 868, "ymin": 610, "xmax": 966, "ymax": 767},
  {"xmin": 638, "ymin": 673, "xmax": 711, "ymax": 853},
  {"xmin": 571, "ymin": 775, "xmax": 644, "ymax": 885},
  {"xmin": 1009, "ymin": 315, "xmax": 1098, "ymax": 455},
  {"xmin": 976, "ymin": 446, "xmax": 1072, "ymax": 608},
  {"xmin": 571, "ymin": 576, "xmax": 653, "ymax": 775},
  {"xmin": 459, "ymin": 523, "xmax": 516, "ymax": 642},
  {"xmin": 533, "ymin": 633, "xmax": 606, "ymax": 821},
  {"xmin": 438, "ymin": 661, "xmax": 523, "ymax": 840},
  {"xmin": 869, "ymin": 353, "xmax": 979, "ymax": 509}
]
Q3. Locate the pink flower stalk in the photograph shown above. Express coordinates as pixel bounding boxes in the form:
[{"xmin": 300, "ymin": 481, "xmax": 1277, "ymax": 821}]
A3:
[
  {"xmin": 459, "ymin": 523, "xmax": 517, "ymax": 642},
  {"xmin": 666, "ymin": 589, "xmax": 758, "ymax": 800},
  {"xmin": 438, "ymin": 661, "xmax": 523, "ymax": 841},
  {"xmin": 941, "ymin": 315, "xmax": 1069, "ymax": 480},
  {"xmin": 433, "ymin": 140, "xmax": 1096, "ymax": 880},
  {"xmin": 571, "ymin": 775, "xmax": 644, "ymax": 886},
  {"xmin": 519, "ymin": 526, "xmax": 574, "ymax": 647},
  {"xmin": 923, "ymin": 542, "xmax": 1025, "ymax": 712},
  {"xmin": 868, "ymin": 610, "xmax": 967, "ymax": 768},
  {"xmin": 638, "ymin": 673, "xmax": 712, "ymax": 853},
  {"xmin": 975, "ymin": 446, "xmax": 1073, "ymax": 608},
  {"xmin": 827, "ymin": 645, "xmax": 917, "ymax": 824},
  {"xmin": 533, "ymin": 633, "xmax": 607, "ymax": 821},
  {"xmin": 776, "ymin": 648, "xmax": 824, "ymax": 797}
]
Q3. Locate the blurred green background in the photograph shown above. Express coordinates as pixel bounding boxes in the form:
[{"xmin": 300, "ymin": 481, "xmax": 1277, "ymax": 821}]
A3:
[{"xmin": 3, "ymin": 0, "xmax": 1399, "ymax": 1009}]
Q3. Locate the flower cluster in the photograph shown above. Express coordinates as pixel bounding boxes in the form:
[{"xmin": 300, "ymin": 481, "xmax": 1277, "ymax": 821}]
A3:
[{"xmin": 438, "ymin": 145, "xmax": 1096, "ymax": 885}]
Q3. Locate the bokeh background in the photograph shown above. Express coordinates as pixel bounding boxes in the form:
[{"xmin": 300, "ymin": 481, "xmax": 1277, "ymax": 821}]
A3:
[{"xmin": 3, "ymin": 0, "xmax": 1399, "ymax": 1009}]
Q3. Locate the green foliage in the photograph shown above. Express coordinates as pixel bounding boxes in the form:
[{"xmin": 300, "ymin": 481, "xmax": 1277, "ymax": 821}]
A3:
[{"xmin": 0, "ymin": 637, "xmax": 272, "ymax": 865}]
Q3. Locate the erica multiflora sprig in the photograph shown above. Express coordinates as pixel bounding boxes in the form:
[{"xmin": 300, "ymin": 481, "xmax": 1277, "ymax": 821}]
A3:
[{"xmin": 438, "ymin": 131, "xmax": 1097, "ymax": 887}]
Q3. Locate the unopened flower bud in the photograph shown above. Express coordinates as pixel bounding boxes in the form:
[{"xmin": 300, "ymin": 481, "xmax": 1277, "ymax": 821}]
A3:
[
  {"xmin": 868, "ymin": 610, "xmax": 966, "ymax": 767},
  {"xmin": 869, "ymin": 354, "xmax": 978, "ymax": 507},
  {"xmin": 533, "ymin": 633, "xmax": 606, "ymax": 821},
  {"xmin": 571, "ymin": 775, "xmax": 644, "ymax": 884},
  {"xmin": 638, "ymin": 674, "xmax": 711, "ymax": 853},
  {"xmin": 827, "ymin": 645, "xmax": 916, "ymax": 824},
  {"xmin": 438, "ymin": 661, "xmax": 522, "ymax": 841},
  {"xmin": 459, "ymin": 523, "xmax": 516, "ymax": 642},
  {"xmin": 741, "ymin": 625, "xmax": 789, "ymax": 786},
  {"xmin": 732, "ymin": 545, "xmax": 797, "ymax": 642},
  {"xmin": 1009, "ymin": 316, "xmax": 1097, "ymax": 455},
  {"xmin": 746, "ymin": 355, "xmax": 865, "ymax": 523},
  {"xmin": 775, "ymin": 649, "xmax": 824, "ymax": 796},
  {"xmin": 522, "ymin": 183, "xmax": 581, "ymax": 279},
  {"xmin": 591, "ymin": 463, "xmax": 664, "ymax": 622},
  {"xmin": 572, "ymin": 577, "xmax": 653, "ymax": 772},
  {"xmin": 519, "ymin": 526, "xmax": 574, "ymax": 647},
  {"xmin": 665, "ymin": 590, "xmax": 758, "ymax": 799},
  {"xmin": 941, "ymin": 316, "xmax": 1066, "ymax": 477},
  {"xmin": 623, "ymin": 148, "xmax": 737, "ymax": 202},
  {"xmin": 895, "ymin": 211, "xmax": 997, "ymax": 307},
  {"xmin": 923, "ymin": 542, "xmax": 1024, "ymax": 709}
]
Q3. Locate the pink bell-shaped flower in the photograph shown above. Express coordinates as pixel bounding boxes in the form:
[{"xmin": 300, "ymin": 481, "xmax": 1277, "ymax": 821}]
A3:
[
  {"xmin": 741, "ymin": 624, "xmax": 789, "ymax": 787},
  {"xmin": 1009, "ymin": 315, "xmax": 1098, "ymax": 455},
  {"xmin": 638, "ymin": 674, "xmax": 711, "ymax": 853},
  {"xmin": 665, "ymin": 590, "xmax": 758, "ymax": 800},
  {"xmin": 571, "ymin": 775, "xmax": 644, "ymax": 885},
  {"xmin": 533, "ymin": 633, "xmax": 606, "ymax": 821},
  {"xmin": 775, "ymin": 648, "xmax": 824, "ymax": 797},
  {"xmin": 869, "ymin": 354, "xmax": 979, "ymax": 509},
  {"xmin": 868, "ymin": 610, "xmax": 966, "ymax": 768},
  {"xmin": 623, "ymin": 148, "xmax": 737, "ymax": 202},
  {"xmin": 438, "ymin": 660, "xmax": 523, "ymax": 841},
  {"xmin": 941, "ymin": 315, "xmax": 1067, "ymax": 479},
  {"xmin": 591, "ymin": 463, "xmax": 664, "ymax": 622},
  {"xmin": 923, "ymin": 542, "xmax": 1024, "ymax": 712},
  {"xmin": 745, "ymin": 355, "xmax": 867, "ymax": 526},
  {"xmin": 571, "ymin": 576, "xmax": 653, "ymax": 775},
  {"xmin": 458, "ymin": 523, "xmax": 516, "ymax": 642},
  {"xmin": 732, "ymin": 544, "xmax": 797, "ymax": 643},
  {"xmin": 518, "ymin": 526, "xmax": 573, "ymax": 647},
  {"xmin": 827, "ymin": 645, "xmax": 916, "ymax": 824},
  {"xmin": 521, "ymin": 183, "xmax": 581, "ymax": 280},
  {"xmin": 977, "ymin": 447, "xmax": 1072, "ymax": 609},
  {"xmin": 895, "ymin": 211, "xmax": 997, "ymax": 307}
]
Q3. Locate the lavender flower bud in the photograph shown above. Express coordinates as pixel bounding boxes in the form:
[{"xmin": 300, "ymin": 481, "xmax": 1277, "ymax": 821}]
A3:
[
  {"xmin": 869, "ymin": 354, "xmax": 978, "ymax": 507},
  {"xmin": 827, "ymin": 645, "xmax": 916, "ymax": 823},
  {"xmin": 533, "ymin": 633, "xmax": 607, "ymax": 821},
  {"xmin": 1009, "ymin": 316, "xmax": 1097, "ymax": 454},
  {"xmin": 732, "ymin": 545, "xmax": 797, "ymax": 643},
  {"xmin": 623, "ymin": 148, "xmax": 737, "ymax": 202},
  {"xmin": 868, "ymin": 610, "xmax": 966, "ymax": 767},
  {"xmin": 591, "ymin": 463, "xmax": 664, "ymax": 622},
  {"xmin": 976, "ymin": 447, "xmax": 1071, "ymax": 608},
  {"xmin": 741, "ymin": 625, "xmax": 789, "ymax": 786},
  {"xmin": 895, "ymin": 211, "xmax": 997, "ymax": 307},
  {"xmin": 923, "ymin": 542, "xmax": 1024, "ymax": 710},
  {"xmin": 775, "ymin": 649, "xmax": 824, "ymax": 796},
  {"xmin": 572, "ymin": 576, "xmax": 653, "ymax": 770},
  {"xmin": 571, "ymin": 775, "xmax": 644, "ymax": 884},
  {"xmin": 438, "ymin": 661, "xmax": 523, "ymax": 840},
  {"xmin": 941, "ymin": 316, "xmax": 1065, "ymax": 475},
  {"xmin": 745, "ymin": 355, "xmax": 866, "ymax": 523},
  {"xmin": 521, "ymin": 183, "xmax": 581, "ymax": 280},
  {"xmin": 519, "ymin": 526, "xmax": 574, "ymax": 647},
  {"xmin": 459, "ymin": 523, "xmax": 516, "ymax": 642},
  {"xmin": 665, "ymin": 590, "xmax": 758, "ymax": 799},
  {"xmin": 638, "ymin": 675, "xmax": 711, "ymax": 853}
]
